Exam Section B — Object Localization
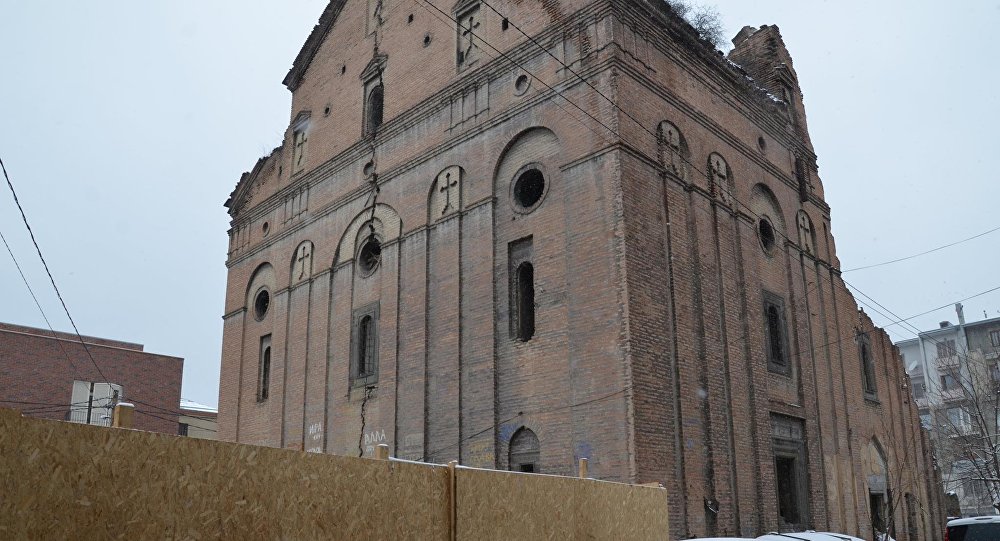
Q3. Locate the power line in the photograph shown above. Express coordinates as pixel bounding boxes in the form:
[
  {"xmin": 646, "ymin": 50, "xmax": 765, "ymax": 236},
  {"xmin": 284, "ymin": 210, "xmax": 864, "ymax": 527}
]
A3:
[
  {"xmin": 0, "ymin": 155, "xmax": 112, "ymax": 388},
  {"xmin": 843, "ymin": 224, "xmax": 1000, "ymax": 273}
]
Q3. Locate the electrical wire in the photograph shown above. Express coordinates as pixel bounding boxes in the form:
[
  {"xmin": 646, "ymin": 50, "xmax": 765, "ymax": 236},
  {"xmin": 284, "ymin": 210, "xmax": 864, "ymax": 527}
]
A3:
[
  {"xmin": 842, "ymin": 224, "xmax": 1000, "ymax": 273},
  {"xmin": 1, "ymin": 155, "xmax": 112, "ymax": 389},
  {"xmin": 1, "ymin": 227, "xmax": 86, "ymax": 378}
]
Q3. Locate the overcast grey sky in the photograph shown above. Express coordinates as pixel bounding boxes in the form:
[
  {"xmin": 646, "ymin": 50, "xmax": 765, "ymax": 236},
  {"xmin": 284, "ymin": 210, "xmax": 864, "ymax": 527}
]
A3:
[{"xmin": 2, "ymin": 1, "xmax": 998, "ymax": 408}]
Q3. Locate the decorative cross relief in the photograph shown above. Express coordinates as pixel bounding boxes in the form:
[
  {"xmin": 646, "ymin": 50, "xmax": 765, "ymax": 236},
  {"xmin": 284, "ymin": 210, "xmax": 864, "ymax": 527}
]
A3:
[
  {"xmin": 797, "ymin": 211, "xmax": 815, "ymax": 255},
  {"xmin": 456, "ymin": 5, "xmax": 482, "ymax": 68},
  {"xmin": 709, "ymin": 153, "xmax": 733, "ymax": 206},
  {"xmin": 295, "ymin": 241, "xmax": 314, "ymax": 281},
  {"xmin": 430, "ymin": 166, "xmax": 462, "ymax": 220}
]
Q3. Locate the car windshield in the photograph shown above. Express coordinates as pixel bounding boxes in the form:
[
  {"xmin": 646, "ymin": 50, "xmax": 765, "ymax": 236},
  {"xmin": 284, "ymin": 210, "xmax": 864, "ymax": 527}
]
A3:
[{"xmin": 948, "ymin": 523, "xmax": 1000, "ymax": 541}]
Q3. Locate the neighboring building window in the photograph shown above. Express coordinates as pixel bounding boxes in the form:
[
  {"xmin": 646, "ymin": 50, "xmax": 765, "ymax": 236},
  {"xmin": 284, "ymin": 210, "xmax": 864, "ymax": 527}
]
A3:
[
  {"xmin": 258, "ymin": 335, "xmax": 272, "ymax": 402},
  {"xmin": 991, "ymin": 363, "xmax": 1000, "ymax": 383},
  {"xmin": 70, "ymin": 381, "xmax": 124, "ymax": 426},
  {"xmin": 991, "ymin": 330, "xmax": 1000, "ymax": 348},
  {"xmin": 947, "ymin": 407, "xmax": 968, "ymax": 433},
  {"xmin": 859, "ymin": 333, "xmax": 878, "ymax": 400},
  {"xmin": 919, "ymin": 414, "xmax": 932, "ymax": 429},
  {"xmin": 508, "ymin": 427, "xmax": 540, "ymax": 473},
  {"xmin": 509, "ymin": 237, "xmax": 535, "ymax": 342},
  {"xmin": 940, "ymin": 373, "xmax": 958, "ymax": 391},
  {"xmin": 352, "ymin": 304, "xmax": 380, "ymax": 385},
  {"xmin": 772, "ymin": 414, "xmax": 809, "ymax": 531},
  {"xmin": 911, "ymin": 379, "xmax": 925, "ymax": 400},
  {"xmin": 455, "ymin": 1, "xmax": 482, "ymax": 68},
  {"xmin": 937, "ymin": 339, "xmax": 957, "ymax": 358},
  {"xmin": 763, "ymin": 292, "xmax": 790, "ymax": 375},
  {"xmin": 178, "ymin": 423, "xmax": 189, "ymax": 436},
  {"xmin": 657, "ymin": 121, "xmax": 689, "ymax": 180}
]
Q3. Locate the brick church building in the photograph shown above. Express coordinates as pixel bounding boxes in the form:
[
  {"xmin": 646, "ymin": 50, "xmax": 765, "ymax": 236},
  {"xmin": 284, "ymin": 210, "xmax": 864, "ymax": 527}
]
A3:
[{"xmin": 217, "ymin": 0, "xmax": 942, "ymax": 538}]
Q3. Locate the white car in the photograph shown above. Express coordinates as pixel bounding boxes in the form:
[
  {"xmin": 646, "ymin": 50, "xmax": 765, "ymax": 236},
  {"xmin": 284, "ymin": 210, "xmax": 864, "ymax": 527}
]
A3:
[
  {"xmin": 946, "ymin": 515, "xmax": 1000, "ymax": 541},
  {"xmin": 696, "ymin": 532, "xmax": 867, "ymax": 541}
]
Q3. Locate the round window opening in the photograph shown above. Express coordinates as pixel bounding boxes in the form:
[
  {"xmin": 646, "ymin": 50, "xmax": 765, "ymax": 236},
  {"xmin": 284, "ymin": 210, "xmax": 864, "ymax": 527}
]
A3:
[
  {"xmin": 514, "ymin": 74, "xmax": 530, "ymax": 95},
  {"xmin": 253, "ymin": 289, "xmax": 271, "ymax": 320},
  {"xmin": 358, "ymin": 236, "xmax": 382, "ymax": 275},
  {"xmin": 758, "ymin": 218, "xmax": 776, "ymax": 254},
  {"xmin": 513, "ymin": 168, "xmax": 545, "ymax": 210}
]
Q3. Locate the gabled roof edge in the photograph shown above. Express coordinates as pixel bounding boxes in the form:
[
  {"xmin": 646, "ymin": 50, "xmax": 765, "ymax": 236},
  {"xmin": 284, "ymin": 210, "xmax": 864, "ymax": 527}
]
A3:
[{"xmin": 282, "ymin": 0, "xmax": 350, "ymax": 91}]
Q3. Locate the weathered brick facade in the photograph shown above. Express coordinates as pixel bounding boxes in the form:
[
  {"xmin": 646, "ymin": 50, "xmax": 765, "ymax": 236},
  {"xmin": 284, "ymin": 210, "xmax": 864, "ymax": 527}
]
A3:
[
  {"xmin": 218, "ymin": 1, "xmax": 943, "ymax": 538},
  {"xmin": 0, "ymin": 322, "xmax": 183, "ymax": 434}
]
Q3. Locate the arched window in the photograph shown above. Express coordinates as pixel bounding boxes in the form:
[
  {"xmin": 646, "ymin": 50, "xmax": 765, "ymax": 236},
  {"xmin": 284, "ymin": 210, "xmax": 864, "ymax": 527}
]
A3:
[
  {"xmin": 258, "ymin": 335, "xmax": 272, "ymax": 402},
  {"xmin": 508, "ymin": 427, "xmax": 540, "ymax": 473},
  {"xmin": 515, "ymin": 262, "xmax": 535, "ymax": 341},
  {"xmin": 366, "ymin": 84, "xmax": 384, "ymax": 136},
  {"xmin": 860, "ymin": 333, "xmax": 878, "ymax": 399},
  {"xmin": 763, "ymin": 292, "xmax": 789, "ymax": 375},
  {"xmin": 352, "ymin": 304, "xmax": 380, "ymax": 385},
  {"xmin": 657, "ymin": 121, "xmax": 689, "ymax": 180}
]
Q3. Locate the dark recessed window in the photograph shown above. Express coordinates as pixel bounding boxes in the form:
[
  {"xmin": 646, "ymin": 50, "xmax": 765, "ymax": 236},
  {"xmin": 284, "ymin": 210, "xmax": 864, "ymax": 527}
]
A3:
[
  {"xmin": 351, "ymin": 304, "xmax": 380, "ymax": 385},
  {"xmin": 253, "ymin": 289, "xmax": 270, "ymax": 320},
  {"xmin": 407, "ymin": 13, "xmax": 414, "ymax": 23},
  {"xmin": 860, "ymin": 333, "xmax": 878, "ymax": 400},
  {"xmin": 764, "ymin": 292, "xmax": 790, "ymax": 375},
  {"xmin": 508, "ymin": 427, "xmax": 539, "ymax": 473},
  {"xmin": 514, "ymin": 74, "xmax": 530, "ymax": 95},
  {"xmin": 759, "ymin": 218, "xmax": 776, "ymax": 254},
  {"xmin": 513, "ymin": 168, "xmax": 545, "ymax": 209},
  {"xmin": 262, "ymin": 221, "xmax": 270, "ymax": 236},
  {"xmin": 358, "ymin": 236, "xmax": 382, "ymax": 275},
  {"xmin": 515, "ymin": 262, "xmax": 535, "ymax": 341},
  {"xmin": 758, "ymin": 136, "xmax": 766, "ymax": 152},
  {"xmin": 258, "ymin": 335, "xmax": 272, "ymax": 402},
  {"xmin": 366, "ymin": 84, "xmax": 384, "ymax": 136}
]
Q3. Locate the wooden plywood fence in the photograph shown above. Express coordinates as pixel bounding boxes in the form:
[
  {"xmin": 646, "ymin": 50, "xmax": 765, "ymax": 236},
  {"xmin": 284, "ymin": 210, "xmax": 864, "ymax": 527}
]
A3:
[{"xmin": 0, "ymin": 410, "xmax": 668, "ymax": 540}]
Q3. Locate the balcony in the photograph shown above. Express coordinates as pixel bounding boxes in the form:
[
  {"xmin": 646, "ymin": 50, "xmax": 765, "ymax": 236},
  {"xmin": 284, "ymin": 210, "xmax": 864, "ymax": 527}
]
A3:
[
  {"xmin": 937, "ymin": 355, "xmax": 960, "ymax": 369},
  {"xmin": 939, "ymin": 388, "xmax": 966, "ymax": 402}
]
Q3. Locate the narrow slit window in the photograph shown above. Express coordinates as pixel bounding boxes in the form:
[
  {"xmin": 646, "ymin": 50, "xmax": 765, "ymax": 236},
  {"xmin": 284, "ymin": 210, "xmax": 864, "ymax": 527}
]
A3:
[
  {"xmin": 764, "ymin": 293, "xmax": 789, "ymax": 375},
  {"xmin": 258, "ymin": 335, "xmax": 272, "ymax": 402},
  {"xmin": 516, "ymin": 262, "xmax": 535, "ymax": 341},
  {"xmin": 860, "ymin": 334, "xmax": 878, "ymax": 400},
  {"xmin": 358, "ymin": 315, "xmax": 373, "ymax": 377},
  {"xmin": 366, "ymin": 84, "xmax": 384, "ymax": 136},
  {"xmin": 352, "ymin": 304, "xmax": 380, "ymax": 385}
]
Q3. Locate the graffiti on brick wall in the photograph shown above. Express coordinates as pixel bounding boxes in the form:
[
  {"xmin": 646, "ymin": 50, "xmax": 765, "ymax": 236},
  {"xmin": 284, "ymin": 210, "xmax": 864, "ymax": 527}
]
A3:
[
  {"xmin": 465, "ymin": 440, "xmax": 494, "ymax": 468},
  {"xmin": 306, "ymin": 422, "xmax": 323, "ymax": 453},
  {"xmin": 363, "ymin": 428, "xmax": 387, "ymax": 456}
]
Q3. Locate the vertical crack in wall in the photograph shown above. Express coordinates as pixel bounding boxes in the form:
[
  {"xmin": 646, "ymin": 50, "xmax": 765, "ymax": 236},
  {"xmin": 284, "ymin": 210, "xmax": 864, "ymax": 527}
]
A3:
[{"xmin": 358, "ymin": 385, "xmax": 375, "ymax": 457}]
